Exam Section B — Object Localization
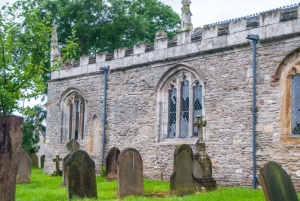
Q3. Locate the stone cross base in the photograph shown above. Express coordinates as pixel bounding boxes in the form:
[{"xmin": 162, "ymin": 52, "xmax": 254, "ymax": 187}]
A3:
[
  {"xmin": 52, "ymin": 170, "xmax": 62, "ymax": 176},
  {"xmin": 195, "ymin": 177, "xmax": 217, "ymax": 191}
]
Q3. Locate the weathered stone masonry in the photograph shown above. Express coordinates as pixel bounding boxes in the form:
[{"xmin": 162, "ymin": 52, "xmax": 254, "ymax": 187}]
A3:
[{"xmin": 45, "ymin": 4, "xmax": 300, "ymax": 189}]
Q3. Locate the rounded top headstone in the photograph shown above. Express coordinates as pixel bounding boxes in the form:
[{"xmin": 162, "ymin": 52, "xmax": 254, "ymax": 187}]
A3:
[{"xmin": 66, "ymin": 139, "xmax": 80, "ymax": 152}]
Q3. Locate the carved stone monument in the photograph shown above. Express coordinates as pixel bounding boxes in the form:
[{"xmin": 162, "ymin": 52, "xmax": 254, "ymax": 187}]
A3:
[
  {"xmin": 16, "ymin": 149, "xmax": 32, "ymax": 184},
  {"xmin": 193, "ymin": 115, "xmax": 217, "ymax": 190},
  {"xmin": 259, "ymin": 161, "xmax": 298, "ymax": 201},
  {"xmin": 117, "ymin": 148, "xmax": 143, "ymax": 199},
  {"xmin": 52, "ymin": 155, "xmax": 62, "ymax": 176},
  {"xmin": 62, "ymin": 139, "xmax": 80, "ymax": 185},
  {"xmin": 105, "ymin": 147, "xmax": 120, "ymax": 181},
  {"xmin": 181, "ymin": 0, "xmax": 192, "ymax": 30},
  {"xmin": 66, "ymin": 150, "xmax": 97, "ymax": 199},
  {"xmin": 170, "ymin": 144, "xmax": 195, "ymax": 196}
]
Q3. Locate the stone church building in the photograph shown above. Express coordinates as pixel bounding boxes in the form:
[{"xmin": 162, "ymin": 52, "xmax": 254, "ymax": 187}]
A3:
[{"xmin": 45, "ymin": 1, "xmax": 300, "ymax": 189}]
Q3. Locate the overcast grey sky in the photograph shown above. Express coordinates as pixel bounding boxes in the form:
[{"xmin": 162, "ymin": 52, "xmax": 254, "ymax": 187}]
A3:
[
  {"xmin": 160, "ymin": 0, "xmax": 299, "ymax": 28},
  {"xmin": 1, "ymin": 0, "xmax": 299, "ymax": 28}
]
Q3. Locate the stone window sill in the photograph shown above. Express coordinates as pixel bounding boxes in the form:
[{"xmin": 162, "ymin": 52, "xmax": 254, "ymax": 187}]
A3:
[{"xmin": 158, "ymin": 138, "xmax": 198, "ymax": 145}]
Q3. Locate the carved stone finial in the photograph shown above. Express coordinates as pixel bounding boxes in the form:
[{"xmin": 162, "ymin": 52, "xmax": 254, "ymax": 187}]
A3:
[
  {"xmin": 181, "ymin": 0, "xmax": 193, "ymax": 30},
  {"xmin": 50, "ymin": 25, "xmax": 61, "ymax": 67}
]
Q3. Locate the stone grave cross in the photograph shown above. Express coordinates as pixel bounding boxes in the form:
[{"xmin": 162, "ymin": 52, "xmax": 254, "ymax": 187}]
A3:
[
  {"xmin": 193, "ymin": 115, "xmax": 206, "ymax": 143},
  {"xmin": 52, "ymin": 155, "xmax": 62, "ymax": 176}
]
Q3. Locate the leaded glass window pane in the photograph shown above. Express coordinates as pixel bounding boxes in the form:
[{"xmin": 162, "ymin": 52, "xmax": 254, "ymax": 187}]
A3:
[
  {"xmin": 180, "ymin": 77, "xmax": 189, "ymax": 137},
  {"xmin": 168, "ymin": 86, "xmax": 177, "ymax": 138},
  {"xmin": 69, "ymin": 104, "xmax": 73, "ymax": 140},
  {"xmin": 193, "ymin": 83, "xmax": 202, "ymax": 137},
  {"xmin": 81, "ymin": 101, "xmax": 85, "ymax": 139},
  {"xmin": 292, "ymin": 75, "xmax": 300, "ymax": 135},
  {"xmin": 75, "ymin": 100, "xmax": 79, "ymax": 140}
]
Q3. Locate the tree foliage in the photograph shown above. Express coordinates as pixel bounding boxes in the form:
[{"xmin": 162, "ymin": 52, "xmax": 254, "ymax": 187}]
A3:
[
  {"xmin": 22, "ymin": 104, "xmax": 46, "ymax": 154},
  {"xmin": 0, "ymin": 0, "xmax": 52, "ymax": 115},
  {"xmin": 48, "ymin": 0, "xmax": 180, "ymax": 55}
]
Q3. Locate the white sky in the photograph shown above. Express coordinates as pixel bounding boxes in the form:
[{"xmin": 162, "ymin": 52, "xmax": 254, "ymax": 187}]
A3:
[{"xmin": 159, "ymin": 0, "xmax": 299, "ymax": 28}]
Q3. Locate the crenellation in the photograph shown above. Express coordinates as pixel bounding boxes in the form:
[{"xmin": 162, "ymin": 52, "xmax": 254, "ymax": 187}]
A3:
[
  {"xmin": 260, "ymin": 9, "xmax": 281, "ymax": 26},
  {"xmin": 154, "ymin": 30, "xmax": 168, "ymax": 50},
  {"xmin": 96, "ymin": 52, "xmax": 108, "ymax": 62},
  {"xmin": 176, "ymin": 30, "xmax": 192, "ymax": 45},
  {"xmin": 133, "ymin": 43, "xmax": 146, "ymax": 55},
  {"xmin": 51, "ymin": 4, "xmax": 300, "ymax": 82},
  {"xmin": 114, "ymin": 47, "xmax": 127, "ymax": 59},
  {"xmin": 202, "ymin": 25, "xmax": 218, "ymax": 40},
  {"xmin": 80, "ymin": 55, "xmax": 89, "ymax": 66}
]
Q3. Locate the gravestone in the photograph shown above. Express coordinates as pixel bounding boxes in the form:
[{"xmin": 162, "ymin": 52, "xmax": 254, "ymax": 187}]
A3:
[
  {"xmin": 259, "ymin": 161, "xmax": 299, "ymax": 201},
  {"xmin": 105, "ymin": 147, "xmax": 120, "ymax": 181},
  {"xmin": 40, "ymin": 155, "xmax": 45, "ymax": 168},
  {"xmin": 0, "ymin": 115, "xmax": 23, "ymax": 201},
  {"xmin": 117, "ymin": 148, "xmax": 143, "ymax": 199},
  {"xmin": 52, "ymin": 155, "xmax": 62, "ymax": 176},
  {"xmin": 30, "ymin": 153, "xmax": 39, "ymax": 168},
  {"xmin": 193, "ymin": 115, "xmax": 217, "ymax": 190},
  {"xmin": 16, "ymin": 149, "xmax": 32, "ymax": 184},
  {"xmin": 66, "ymin": 150, "xmax": 97, "ymax": 199},
  {"xmin": 170, "ymin": 144, "xmax": 195, "ymax": 196},
  {"xmin": 62, "ymin": 139, "xmax": 80, "ymax": 185}
]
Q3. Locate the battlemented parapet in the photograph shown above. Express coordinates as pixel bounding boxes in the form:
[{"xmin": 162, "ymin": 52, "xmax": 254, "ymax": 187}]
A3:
[{"xmin": 51, "ymin": 3, "xmax": 300, "ymax": 80}]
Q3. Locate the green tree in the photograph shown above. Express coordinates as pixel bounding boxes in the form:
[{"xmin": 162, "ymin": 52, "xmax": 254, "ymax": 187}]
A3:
[
  {"xmin": 22, "ymin": 104, "xmax": 46, "ymax": 154},
  {"xmin": 48, "ymin": 0, "xmax": 180, "ymax": 55},
  {"xmin": 0, "ymin": 0, "xmax": 52, "ymax": 115}
]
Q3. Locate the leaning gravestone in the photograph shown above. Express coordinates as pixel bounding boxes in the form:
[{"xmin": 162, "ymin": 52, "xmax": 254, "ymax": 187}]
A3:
[
  {"xmin": 52, "ymin": 155, "xmax": 62, "ymax": 176},
  {"xmin": 117, "ymin": 148, "xmax": 143, "ymax": 199},
  {"xmin": 62, "ymin": 139, "xmax": 80, "ymax": 185},
  {"xmin": 0, "ymin": 115, "xmax": 23, "ymax": 201},
  {"xmin": 30, "ymin": 153, "xmax": 39, "ymax": 168},
  {"xmin": 16, "ymin": 149, "xmax": 32, "ymax": 184},
  {"xmin": 66, "ymin": 150, "xmax": 97, "ymax": 199},
  {"xmin": 105, "ymin": 147, "xmax": 120, "ymax": 181},
  {"xmin": 170, "ymin": 144, "xmax": 195, "ymax": 196},
  {"xmin": 259, "ymin": 161, "xmax": 299, "ymax": 201}
]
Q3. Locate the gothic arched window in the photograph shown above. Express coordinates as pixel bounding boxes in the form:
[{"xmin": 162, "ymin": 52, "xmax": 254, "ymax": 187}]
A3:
[
  {"xmin": 157, "ymin": 65, "xmax": 205, "ymax": 141},
  {"xmin": 61, "ymin": 91, "xmax": 85, "ymax": 143},
  {"xmin": 276, "ymin": 49, "xmax": 300, "ymax": 144},
  {"xmin": 291, "ymin": 75, "xmax": 300, "ymax": 135}
]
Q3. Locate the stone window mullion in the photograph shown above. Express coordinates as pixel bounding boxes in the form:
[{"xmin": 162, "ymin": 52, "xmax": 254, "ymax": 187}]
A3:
[
  {"xmin": 188, "ymin": 79, "xmax": 194, "ymax": 138},
  {"xmin": 176, "ymin": 78, "xmax": 181, "ymax": 138}
]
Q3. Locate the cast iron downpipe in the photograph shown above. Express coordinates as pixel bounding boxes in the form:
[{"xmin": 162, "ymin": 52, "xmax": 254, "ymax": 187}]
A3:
[
  {"xmin": 246, "ymin": 34, "xmax": 259, "ymax": 189},
  {"xmin": 99, "ymin": 66, "xmax": 110, "ymax": 167}
]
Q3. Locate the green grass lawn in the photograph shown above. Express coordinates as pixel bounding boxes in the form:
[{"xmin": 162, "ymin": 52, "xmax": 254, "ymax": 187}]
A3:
[{"xmin": 15, "ymin": 168, "xmax": 274, "ymax": 201}]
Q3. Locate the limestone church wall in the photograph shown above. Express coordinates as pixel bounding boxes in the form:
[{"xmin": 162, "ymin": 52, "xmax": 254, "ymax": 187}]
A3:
[{"xmin": 45, "ymin": 4, "xmax": 300, "ymax": 189}]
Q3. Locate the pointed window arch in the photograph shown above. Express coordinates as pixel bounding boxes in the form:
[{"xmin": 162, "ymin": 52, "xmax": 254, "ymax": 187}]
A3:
[
  {"xmin": 61, "ymin": 90, "xmax": 86, "ymax": 143},
  {"xmin": 156, "ymin": 65, "xmax": 205, "ymax": 141},
  {"xmin": 276, "ymin": 49, "xmax": 300, "ymax": 144}
]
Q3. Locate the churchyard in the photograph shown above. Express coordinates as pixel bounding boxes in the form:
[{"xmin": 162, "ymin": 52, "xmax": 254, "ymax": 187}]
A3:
[{"xmin": 16, "ymin": 168, "xmax": 270, "ymax": 201}]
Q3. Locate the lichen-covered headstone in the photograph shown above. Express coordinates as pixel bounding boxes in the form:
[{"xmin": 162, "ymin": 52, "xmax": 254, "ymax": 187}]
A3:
[
  {"xmin": 105, "ymin": 147, "xmax": 120, "ymax": 181},
  {"xmin": 259, "ymin": 161, "xmax": 299, "ymax": 201},
  {"xmin": 117, "ymin": 148, "xmax": 143, "ymax": 199},
  {"xmin": 0, "ymin": 115, "xmax": 23, "ymax": 201},
  {"xmin": 62, "ymin": 139, "xmax": 80, "ymax": 185},
  {"xmin": 66, "ymin": 150, "xmax": 97, "ymax": 199},
  {"xmin": 30, "ymin": 153, "xmax": 38, "ymax": 168},
  {"xmin": 16, "ymin": 149, "xmax": 32, "ymax": 184},
  {"xmin": 170, "ymin": 144, "xmax": 195, "ymax": 195}
]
